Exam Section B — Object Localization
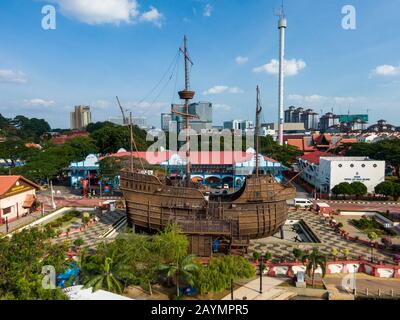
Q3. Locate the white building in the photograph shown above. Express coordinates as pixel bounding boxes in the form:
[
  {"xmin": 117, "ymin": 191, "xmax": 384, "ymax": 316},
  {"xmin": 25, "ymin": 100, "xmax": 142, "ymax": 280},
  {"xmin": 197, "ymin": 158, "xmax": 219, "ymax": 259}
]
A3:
[
  {"xmin": 318, "ymin": 157, "xmax": 385, "ymax": 194},
  {"xmin": 0, "ymin": 176, "xmax": 40, "ymax": 225},
  {"xmin": 298, "ymin": 154, "xmax": 385, "ymax": 194}
]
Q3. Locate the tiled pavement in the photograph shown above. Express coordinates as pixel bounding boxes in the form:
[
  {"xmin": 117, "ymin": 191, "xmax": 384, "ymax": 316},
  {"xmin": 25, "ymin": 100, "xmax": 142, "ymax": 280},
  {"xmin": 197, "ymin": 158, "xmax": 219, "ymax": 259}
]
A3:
[
  {"xmin": 53, "ymin": 211, "xmax": 126, "ymax": 250},
  {"xmin": 249, "ymin": 210, "xmax": 395, "ymax": 265}
]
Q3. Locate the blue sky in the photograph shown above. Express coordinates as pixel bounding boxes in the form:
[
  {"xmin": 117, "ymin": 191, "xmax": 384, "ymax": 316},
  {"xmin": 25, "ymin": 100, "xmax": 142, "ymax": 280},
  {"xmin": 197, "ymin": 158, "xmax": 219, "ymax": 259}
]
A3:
[{"xmin": 0, "ymin": 0, "xmax": 399, "ymax": 129}]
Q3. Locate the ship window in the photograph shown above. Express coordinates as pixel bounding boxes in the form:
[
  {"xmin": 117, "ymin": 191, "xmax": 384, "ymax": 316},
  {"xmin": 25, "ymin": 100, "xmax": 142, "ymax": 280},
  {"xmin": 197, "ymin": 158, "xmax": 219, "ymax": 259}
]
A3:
[
  {"xmin": 350, "ymin": 164, "xmax": 354, "ymax": 168},
  {"xmin": 373, "ymin": 164, "xmax": 377, "ymax": 168},
  {"xmin": 338, "ymin": 164, "xmax": 342, "ymax": 168},
  {"xmin": 362, "ymin": 164, "xmax": 366, "ymax": 168}
]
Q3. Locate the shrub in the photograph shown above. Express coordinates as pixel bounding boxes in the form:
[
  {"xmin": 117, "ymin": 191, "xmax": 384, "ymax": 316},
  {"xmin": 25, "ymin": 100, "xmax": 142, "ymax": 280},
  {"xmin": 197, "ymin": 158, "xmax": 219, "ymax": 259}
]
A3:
[{"xmin": 292, "ymin": 248, "xmax": 304, "ymax": 260}]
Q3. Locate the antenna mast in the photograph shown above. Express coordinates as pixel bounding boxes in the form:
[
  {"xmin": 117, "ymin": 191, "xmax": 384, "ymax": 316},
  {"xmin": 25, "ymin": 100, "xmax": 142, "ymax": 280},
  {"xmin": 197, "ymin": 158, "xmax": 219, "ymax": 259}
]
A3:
[
  {"xmin": 255, "ymin": 86, "xmax": 262, "ymax": 177},
  {"xmin": 177, "ymin": 35, "xmax": 195, "ymax": 187},
  {"xmin": 277, "ymin": 3, "xmax": 287, "ymax": 146}
]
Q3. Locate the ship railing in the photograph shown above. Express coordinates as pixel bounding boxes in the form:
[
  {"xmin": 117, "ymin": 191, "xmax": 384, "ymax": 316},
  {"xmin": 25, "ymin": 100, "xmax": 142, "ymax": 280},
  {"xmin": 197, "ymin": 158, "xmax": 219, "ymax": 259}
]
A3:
[{"xmin": 176, "ymin": 219, "xmax": 232, "ymax": 235}]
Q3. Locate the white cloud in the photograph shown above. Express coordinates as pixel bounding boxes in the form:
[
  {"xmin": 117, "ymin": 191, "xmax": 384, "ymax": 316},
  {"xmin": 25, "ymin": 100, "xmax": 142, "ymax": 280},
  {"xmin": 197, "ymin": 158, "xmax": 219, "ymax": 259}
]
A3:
[
  {"xmin": 203, "ymin": 86, "xmax": 244, "ymax": 95},
  {"xmin": 235, "ymin": 56, "xmax": 249, "ymax": 65},
  {"xmin": 213, "ymin": 104, "xmax": 232, "ymax": 111},
  {"xmin": 139, "ymin": 6, "xmax": 163, "ymax": 27},
  {"xmin": 0, "ymin": 69, "xmax": 27, "ymax": 84},
  {"xmin": 125, "ymin": 101, "xmax": 168, "ymax": 113},
  {"xmin": 24, "ymin": 98, "xmax": 55, "ymax": 107},
  {"xmin": 253, "ymin": 58, "xmax": 306, "ymax": 76},
  {"xmin": 203, "ymin": 4, "xmax": 213, "ymax": 17},
  {"xmin": 371, "ymin": 64, "xmax": 400, "ymax": 77},
  {"xmin": 50, "ymin": 0, "xmax": 163, "ymax": 26},
  {"xmin": 288, "ymin": 94, "xmax": 362, "ymax": 106},
  {"xmin": 93, "ymin": 100, "xmax": 111, "ymax": 109}
]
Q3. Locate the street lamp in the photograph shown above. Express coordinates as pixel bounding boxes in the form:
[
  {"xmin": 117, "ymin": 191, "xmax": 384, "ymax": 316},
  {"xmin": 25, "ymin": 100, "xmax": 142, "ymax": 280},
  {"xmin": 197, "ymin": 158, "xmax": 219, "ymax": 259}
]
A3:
[
  {"xmin": 259, "ymin": 255, "xmax": 265, "ymax": 294},
  {"xmin": 5, "ymin": 216, "xmax": 9, "ymax": 233},
  {"xmin": 230, "ymin": 278, "xmax": 234, "ymax": 300}
]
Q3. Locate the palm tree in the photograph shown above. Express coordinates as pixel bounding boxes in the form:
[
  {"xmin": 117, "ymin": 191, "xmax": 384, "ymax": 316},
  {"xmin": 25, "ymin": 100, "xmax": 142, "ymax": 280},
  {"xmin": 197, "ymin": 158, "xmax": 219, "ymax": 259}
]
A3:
[
  {"xmin": 84, "ymin": 257, "xmax": 123, "ymax": 294},
  {"xmin": 367, "ymin": 232, "xmax": 378, "ymax": 263},
  {"xmin": 302, "ymin": 248, "xmax": 327, "ymax": 288},
  {"xmin": 160, "ymin": 254, "xmax": 199, "ymax": 298}
]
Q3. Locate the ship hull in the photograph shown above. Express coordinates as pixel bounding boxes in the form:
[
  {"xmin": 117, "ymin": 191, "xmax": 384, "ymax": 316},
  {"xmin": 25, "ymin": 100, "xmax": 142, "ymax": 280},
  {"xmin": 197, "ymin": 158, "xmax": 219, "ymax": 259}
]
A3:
[{"xmin": 120, "ymin": 170, "xmax": 296, "ymax": 256}]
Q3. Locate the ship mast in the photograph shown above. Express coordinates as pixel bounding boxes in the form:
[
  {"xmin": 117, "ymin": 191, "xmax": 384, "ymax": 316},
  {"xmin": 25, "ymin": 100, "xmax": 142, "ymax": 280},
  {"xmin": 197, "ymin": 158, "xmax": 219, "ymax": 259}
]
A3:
[
  {"xmin": 177, "ymin": 35, "xmax": 195, "ymax": 187},
  {"xmin": 255, "ymin": 86, "xmax": 262, "ymax": 177}
]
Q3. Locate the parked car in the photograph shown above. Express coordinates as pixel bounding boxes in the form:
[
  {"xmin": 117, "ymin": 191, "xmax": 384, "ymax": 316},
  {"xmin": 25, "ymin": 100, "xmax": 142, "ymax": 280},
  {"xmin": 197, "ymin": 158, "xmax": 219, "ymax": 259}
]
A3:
[{"xmin": 293, "ymin": 198, "xmax": 313, "ymax": 208}]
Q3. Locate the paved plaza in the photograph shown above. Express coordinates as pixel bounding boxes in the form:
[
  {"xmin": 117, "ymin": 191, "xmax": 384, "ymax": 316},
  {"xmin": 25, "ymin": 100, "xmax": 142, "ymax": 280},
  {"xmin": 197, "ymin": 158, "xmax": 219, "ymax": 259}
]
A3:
[
  {"xmin": 249, "ymin": 210, "xmax": 395, "ymax": 264},
  {"xmin": 52, "ymin": 210, "xmax": 126, "ymax": 250}
]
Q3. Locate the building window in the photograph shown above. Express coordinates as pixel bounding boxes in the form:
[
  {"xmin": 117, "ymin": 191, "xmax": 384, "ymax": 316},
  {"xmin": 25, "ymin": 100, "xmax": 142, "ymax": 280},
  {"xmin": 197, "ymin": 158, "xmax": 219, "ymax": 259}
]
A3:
[{"xmin": 3, "ymin": 207, "xmax": 12, "ymax": 215}]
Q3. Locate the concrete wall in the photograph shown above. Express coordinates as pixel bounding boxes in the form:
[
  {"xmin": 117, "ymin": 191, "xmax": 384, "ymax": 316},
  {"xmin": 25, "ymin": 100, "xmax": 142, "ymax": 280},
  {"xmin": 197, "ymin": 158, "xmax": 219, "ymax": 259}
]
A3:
[{"xmin": 0, "ymin": 189, "xmax": 35, "ymax": 223}]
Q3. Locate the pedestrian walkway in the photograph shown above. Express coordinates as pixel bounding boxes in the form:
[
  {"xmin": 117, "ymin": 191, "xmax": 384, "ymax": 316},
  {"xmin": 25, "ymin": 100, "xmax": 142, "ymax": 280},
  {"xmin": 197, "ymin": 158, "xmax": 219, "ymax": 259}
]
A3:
[
  {"xmin": 249, "ymin": 210, "xmax": 394, "ymax": 264},
  {"xmin": 222, "ymin": 276, "xmax": 296, "ymax": 300},
  {"xmin": 53, "ymin": 211, "xmax": 126, "ymax": 250},
  {"xmin": 0, "ymin": 211, "xmax": 43, "ymax": 235}
]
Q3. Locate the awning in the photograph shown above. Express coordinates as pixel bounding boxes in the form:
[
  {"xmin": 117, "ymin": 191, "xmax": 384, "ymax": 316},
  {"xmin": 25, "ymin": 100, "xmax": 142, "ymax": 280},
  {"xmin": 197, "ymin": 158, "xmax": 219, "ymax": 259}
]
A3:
[{"xmin": 22, "ymin": 195, "xmax": 35, "ymax": 208}]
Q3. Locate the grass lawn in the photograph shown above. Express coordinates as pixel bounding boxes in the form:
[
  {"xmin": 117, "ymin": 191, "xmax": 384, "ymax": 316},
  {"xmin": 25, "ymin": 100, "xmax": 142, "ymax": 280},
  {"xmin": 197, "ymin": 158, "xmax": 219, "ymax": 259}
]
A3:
[{"xmin": 350, "ymin": 218, "xmax": 396, "ymax": 237}]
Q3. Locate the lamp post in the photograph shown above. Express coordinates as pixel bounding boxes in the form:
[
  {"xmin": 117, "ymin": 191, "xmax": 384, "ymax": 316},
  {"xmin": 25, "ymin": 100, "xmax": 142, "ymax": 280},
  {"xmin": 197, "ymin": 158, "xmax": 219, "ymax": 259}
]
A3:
[
  {"xmin": 259, "ymin": 256, "xmax": 264, "ymax": 294},
  {"xmin": 5, "ymin": 216, "xmax": 9, "ymax": 233},
  {"xmin": 230, "ymin": 278, "xmax": 234, "ymax": 300}
]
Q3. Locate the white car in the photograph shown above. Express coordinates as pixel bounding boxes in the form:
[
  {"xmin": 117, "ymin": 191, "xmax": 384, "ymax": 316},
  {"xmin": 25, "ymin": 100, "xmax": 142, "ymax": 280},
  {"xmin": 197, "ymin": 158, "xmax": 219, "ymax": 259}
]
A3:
[{"xmin": 293, "ymin": 198, "xmax": 312, "ymax": 208}]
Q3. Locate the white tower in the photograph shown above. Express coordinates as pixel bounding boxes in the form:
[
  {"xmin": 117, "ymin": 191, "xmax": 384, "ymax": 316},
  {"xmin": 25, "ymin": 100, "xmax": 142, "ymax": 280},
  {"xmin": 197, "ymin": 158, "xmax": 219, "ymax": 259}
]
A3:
[{"xmin": 278, "ymin": 13, "xmax": 287, "ymax": 146}]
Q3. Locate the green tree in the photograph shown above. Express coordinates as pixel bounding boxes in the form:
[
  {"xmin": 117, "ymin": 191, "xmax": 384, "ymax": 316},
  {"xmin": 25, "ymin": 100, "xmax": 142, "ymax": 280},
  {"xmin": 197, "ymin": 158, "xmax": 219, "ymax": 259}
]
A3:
[
  {"xmin": 350, "ymin": 182, "xmax": 368, "ymax": 199},
  {"xmin": 160, "ymin": 255, "xmax": 199, "ymax": 298},
  {"xmin": 374, "ymin": 181, "xmax": 400, "ymax": 200},
  {"xmin": 86, "ymin": 121, "xmax": 115, "ymax": 133},
  {"xmin": 64, "ymin": 136, "xmax": 98, "ymax": 161},
  {"xmin": 0, "ymin": 228, "xmax": 68, "ymax": 300},
  {"xmin": 91, "ymin": 125, "xmax": 149, "ymax": 155},
  {"xmin": 193, "ymin": 256, "xmax": 256, "ymax": 295},
  {"xmin": 292, "ymin": 248, "xmax": 304, "ymax": 261},
  {"xmin": 258, "ymin": 135, "xmax": 303, "ymax": 167},
  {"xmin": 0, "ymin": 140, "xmax": 40, "ymax": 172},
  {"xmin": 153, "ymin": 224, "xmax": 189, "ymax": 264},
  {"xmin": 84, "ymin": 257, "xmax": 123, "ymax": 293},
  {"xmin": 331, "ymin": 182, "xmax": 352, "ymax": 199},
  {"xmin": 346, "ymin": 140, "xmax": 400, "ymax": 177},
  {"xmin": 302, "ymin": 248, "xmax": 327, "ymax": 288},
  {"xmin": 12, "ymin": 115, "xmax": 51, "ymax": 142}
]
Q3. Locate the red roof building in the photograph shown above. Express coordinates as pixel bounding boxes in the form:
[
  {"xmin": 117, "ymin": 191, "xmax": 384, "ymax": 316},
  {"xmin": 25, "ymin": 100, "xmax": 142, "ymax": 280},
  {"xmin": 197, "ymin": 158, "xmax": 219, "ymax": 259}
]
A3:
[
  {"xmin": 51, "ymin": 131, "xmax": 90, "ymax": 145},
  {"xmin": 0, "ymin": 176, "xmax": 40, "ymax": 226}
]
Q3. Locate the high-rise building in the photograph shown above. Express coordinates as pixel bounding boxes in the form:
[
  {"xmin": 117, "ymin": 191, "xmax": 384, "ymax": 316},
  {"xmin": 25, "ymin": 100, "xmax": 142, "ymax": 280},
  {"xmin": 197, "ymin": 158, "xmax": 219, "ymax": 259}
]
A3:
[
  {"xmin": 319, "ymin": 112, "xmax": 340, "ymax": 132},
  {"xmin": 171, "ymin": 102, "xmax": 213, "ymax": 134},
  {"xmin": 303, "ymin": 109, "xmax": 319, "ymax": 130},
  {"xmin": 284, "ymin": 106, "xmax": 296, "ymax": 123},
  {"xmin": 70, "ymin": 105, "xmax": 92, "ymax": 130},
  {"xmin": 161, "ymin": 113, "xmax": 172, "ymax": 131},
  {"xmin": 223, "ymin": 120, "xmax": 254, "ymax": 133},
  {"xmin": 284, "ymin": 107, "xmax": 319, "ymax": 130}
]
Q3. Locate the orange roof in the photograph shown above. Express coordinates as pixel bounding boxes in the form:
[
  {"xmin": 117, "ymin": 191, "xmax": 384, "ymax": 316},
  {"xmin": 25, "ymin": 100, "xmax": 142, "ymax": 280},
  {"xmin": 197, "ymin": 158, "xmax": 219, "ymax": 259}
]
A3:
[
  {"xmin": 101, "ymin": 151, "xmax": 277, "ymax": 165},
  {"xmin": 299, "ymin": 151, "xmax": 335, "ymax": 165},
  {"xmin": 0, "ymin": 176, "xmax": 40, "ymax": 196}
]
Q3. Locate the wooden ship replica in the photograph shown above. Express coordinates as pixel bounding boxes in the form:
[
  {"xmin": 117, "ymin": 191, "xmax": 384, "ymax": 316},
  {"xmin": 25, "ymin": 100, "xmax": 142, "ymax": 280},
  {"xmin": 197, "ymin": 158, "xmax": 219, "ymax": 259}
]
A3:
[{"xmin": 120, "ymin": 36, "xmax": 296, "ymax": 256}]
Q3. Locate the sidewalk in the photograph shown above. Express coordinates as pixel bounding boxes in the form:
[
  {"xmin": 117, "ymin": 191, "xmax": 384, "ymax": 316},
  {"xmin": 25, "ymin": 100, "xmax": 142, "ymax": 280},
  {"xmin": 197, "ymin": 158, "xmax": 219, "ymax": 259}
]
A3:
[
  {"xmin": 0, "ymin": 211, "xmax": 43, "ymax": 234},
  {"xmin": 222, "ymin": 276, "xmax": 296, "ymax": 300}
]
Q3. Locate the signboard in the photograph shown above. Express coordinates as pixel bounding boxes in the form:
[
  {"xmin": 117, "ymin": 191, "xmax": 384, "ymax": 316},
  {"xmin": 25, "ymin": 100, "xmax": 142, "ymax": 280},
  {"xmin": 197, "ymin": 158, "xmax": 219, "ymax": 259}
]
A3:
[
  {"xmin": 3, "ymin": 180, "xmax": 34, "ymax": 198},
  {"xmin": 297, "ymin": 271, "xmax": 305, "ymax": 283}
]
